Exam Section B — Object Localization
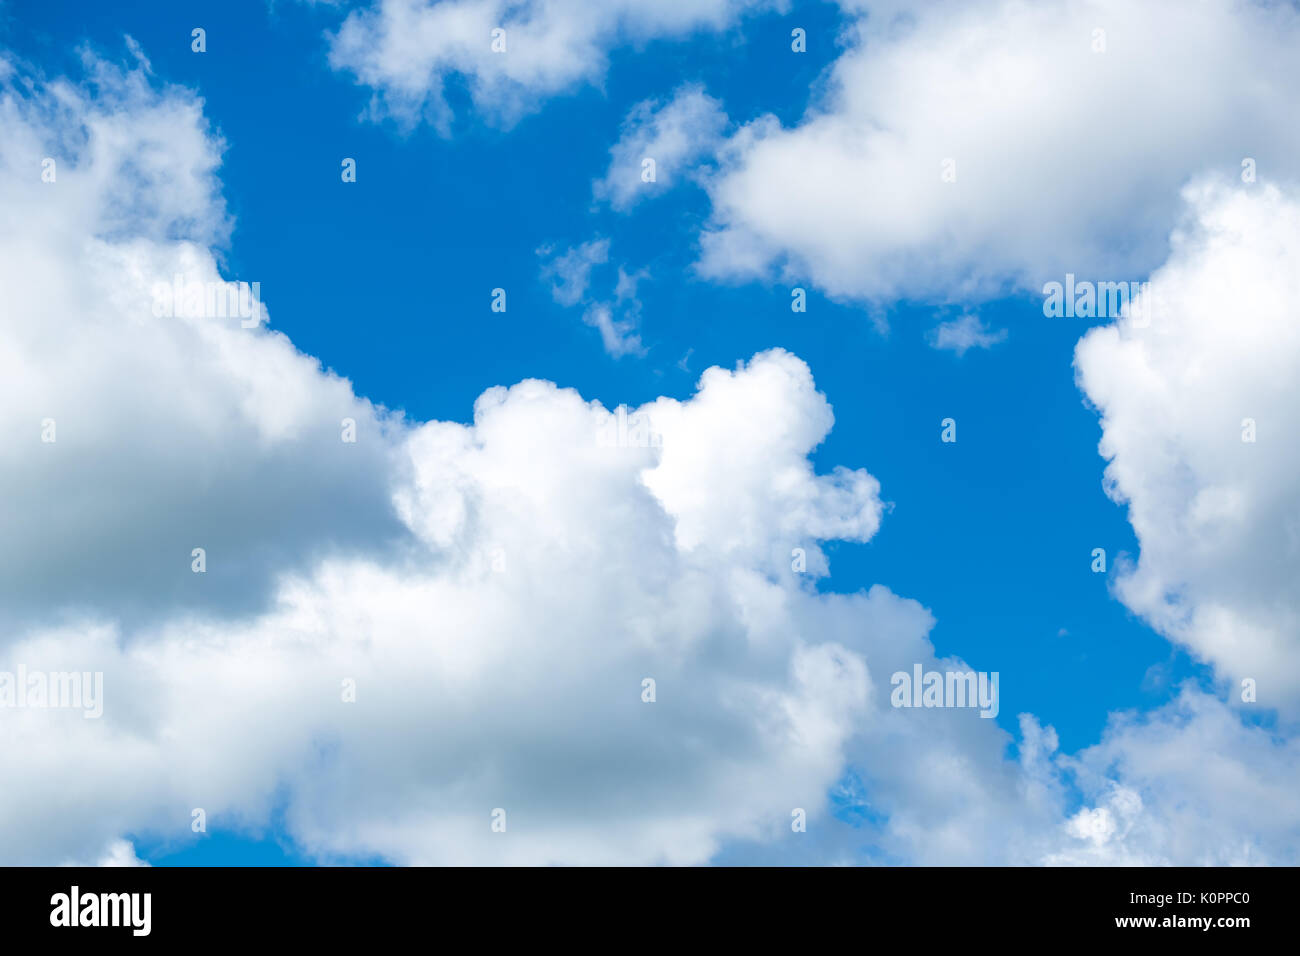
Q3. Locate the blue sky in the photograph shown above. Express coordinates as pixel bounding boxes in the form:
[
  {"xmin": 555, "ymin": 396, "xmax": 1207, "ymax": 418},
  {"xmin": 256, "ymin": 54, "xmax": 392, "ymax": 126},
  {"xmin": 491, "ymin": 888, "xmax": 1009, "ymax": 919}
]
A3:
[{"xmin": 2, "ymin": 0, "xmax": 1297, "ymax": 866}]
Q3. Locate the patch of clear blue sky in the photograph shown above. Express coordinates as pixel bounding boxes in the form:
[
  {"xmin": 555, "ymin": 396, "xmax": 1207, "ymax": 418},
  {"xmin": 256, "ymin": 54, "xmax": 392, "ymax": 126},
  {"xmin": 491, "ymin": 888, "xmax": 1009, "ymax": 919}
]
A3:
[{"xmin": 6, "ymin": 0, "xmax": 1211, "ymax": 864}]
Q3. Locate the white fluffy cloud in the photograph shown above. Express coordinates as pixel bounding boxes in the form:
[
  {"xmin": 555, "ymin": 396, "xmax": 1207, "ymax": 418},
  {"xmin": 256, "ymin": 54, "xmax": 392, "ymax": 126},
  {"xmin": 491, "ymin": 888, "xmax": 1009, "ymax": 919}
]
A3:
[
  {"xmin": 595, "ymin": 84, "xmax": 728, "ymax": 210},
  {"xmin": 1075, "ymin": 179, "xmax": 1300, "ymax": 709},
  {"xmin": 7, "ymin": 39, "xmax": 1300, "ymax": 869},
  {"xmin": 698, "ymin": 0, "xmax": 1300, "ymax": 302},
  {"xmin": 1045, "ymin": 687, "xmax": 1300, "ymax": 865},
  {"xmin": 0, "ymin": 52, "xmax": 905, "ymax": 863},
  {"xmin": 327, "ymin": 0, "xmax": 771, "ymax": 131},
  {"xmin": 0, "ymin": 50, "xmax": 407, "ymax": 630},
  {"xmin": 1, "ymin": 337, "xmax": 903, "ymax": 863}
]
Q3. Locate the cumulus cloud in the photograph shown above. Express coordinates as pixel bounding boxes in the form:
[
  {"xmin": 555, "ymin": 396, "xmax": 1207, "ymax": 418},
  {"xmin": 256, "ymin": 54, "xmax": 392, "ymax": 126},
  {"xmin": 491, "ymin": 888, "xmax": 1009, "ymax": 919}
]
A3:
[
  {"xmin": 1045, "ymin": 687, "xmax": 1300, "ymax": 865},
  {"xmin": 57, "ymin": 837, "xmax": 150, "ymax": 868},
  {"xmin": 7, "ymin": 40, "xmax": 1299, "ymax": 870},
  {"xmin": 0, "ymin": 50, "xmax": 409, "ymax": 631},
  {"xmin": 1, "ymin": 345, "xmax": 901, "ymax": 865},
  {"xmin": 327, "ymin": 0, "xmax": 771, "ymax": 131},
  {"xmin": 95, "ymin": 839, "xmax": 150, "ymax": 867},
  {"xmin": 858, "ymin": 682, "xmax": 1300, "ymax": 866},
  {"xmin": 0, "ymin": 54, "xmax": 902, "ymax": 862},
  {"xmin": 698, "ymin": 0, "xmax": 1300, "ymax": 303},
  {"xmin": 594, "ymin": 84, "xmax": 728, "ymax": 210},
  {"xmin": 1075, "ymin": 179, "xmax": 1300, "ymax": 709}
]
